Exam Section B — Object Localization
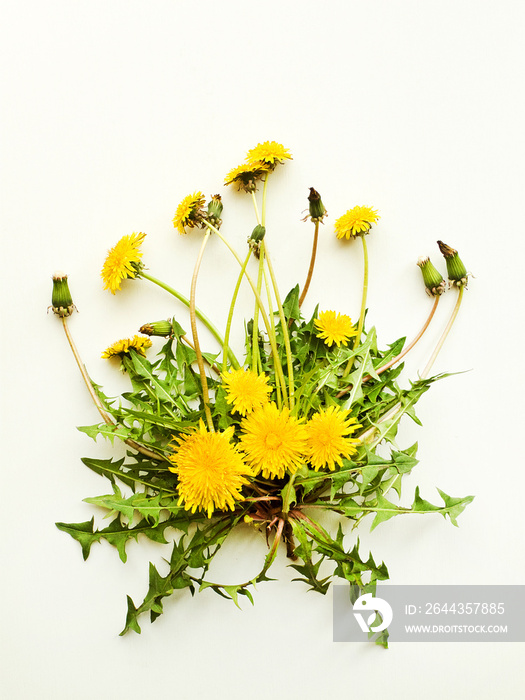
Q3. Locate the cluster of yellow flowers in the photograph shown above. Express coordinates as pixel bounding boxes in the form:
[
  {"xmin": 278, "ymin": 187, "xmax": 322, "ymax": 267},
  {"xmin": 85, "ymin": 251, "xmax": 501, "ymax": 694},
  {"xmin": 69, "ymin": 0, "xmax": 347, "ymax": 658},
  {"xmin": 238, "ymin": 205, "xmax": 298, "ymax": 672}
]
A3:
[
  {"xmin": 168, "ymin": 367, "xmax": 361, "ymax": 517},
  {"xmin": 98, "ymin": 140, "xmax": 381, "ymax": 519}
]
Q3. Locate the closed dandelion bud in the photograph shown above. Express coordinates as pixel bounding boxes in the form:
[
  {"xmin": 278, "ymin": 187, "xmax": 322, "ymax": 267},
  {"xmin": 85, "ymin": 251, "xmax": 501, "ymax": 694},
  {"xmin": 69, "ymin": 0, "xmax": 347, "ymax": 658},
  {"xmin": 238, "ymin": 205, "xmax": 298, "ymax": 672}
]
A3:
[
  {"xmin": 207, "ymin": 194, "xmax": 223, "ymax": 228},
  {"xmin": 139, "ymin": 320, "xmax": 173, "ymax": 337},
  {"xmin": 51, "ymin": 271, "xmax": 75, "ymax": 317},
  {"xmin": 249, "ymin": 224, "xmax": 266, "ymax": 243},
  {"xmin": 437, "ymin": 241, "xmax": 469, "ymax": 287},
  {"xmin": 308, "ymin": 187, "xmax": 327, "ymax": 222},
  {"xmin": 417, "ymin": 257, "xmax": 446, "ymax": 296},
  {"xmin": 248, "ymin": 224, "xmax": 266, "ymax": 258}
]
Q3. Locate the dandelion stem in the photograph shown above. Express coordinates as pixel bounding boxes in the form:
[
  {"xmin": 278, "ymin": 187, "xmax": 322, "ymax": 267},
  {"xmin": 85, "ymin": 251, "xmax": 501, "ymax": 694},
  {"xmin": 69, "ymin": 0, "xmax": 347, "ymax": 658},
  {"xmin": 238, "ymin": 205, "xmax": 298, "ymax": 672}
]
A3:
[
  {"xmin": 190, "ymin": 230, "xmax": 215, "ymax": 432},
  {"xmin": 421, "ymin": 285, "xmax": 464, "ymax": 379},
  {"xmin": 223, "ymin": 249, "xmax": 252, "ymax": 374},
  {"xmin": 61, "ymin": 318, "xmax": 111, "ymax": 425},
  {"xmin": 250, "ymin": 191, "xmax": 262, "ymax": 226},
  {"xmin": 204, "ymin": 221, "xmax": 288, "ymax": 405},
  {"xmin": 141, "ymin": 270, "xmax": 239, "ymax": 369},
  {"xmin": 263, "ymin": 240, "xmax": 295, "ymax": 409},
  {"xmin": 336, "ymin": 295, "xmax": 440, "ymax": 398},
  {"xmin": 356, "ymin": 287, "xmax": 465, "ymax": 446},
  {"xmin": 353, "ymin": 234, "xmax": 369, "ymax": 351},
  {"xmin": 298, "ymin": 220, "xmax": 319, "ymax": 308},
  {"xmin": 261, "ymin": 175, "xmax": 270, "ymax": 227},
  {"xmin": 61, "ymin": 317, "xmax": 163, "ymax": 461},
  {"xmin": 252, "ymin": 248, "xmax": 264, "ymax": 374},
  {"xmin": 263, "ymin": 265, "xmax": 283, "ymax": 409},
  {"xmin": 182, "ymin": 335, "xmax": 220, "ymax": 376}
]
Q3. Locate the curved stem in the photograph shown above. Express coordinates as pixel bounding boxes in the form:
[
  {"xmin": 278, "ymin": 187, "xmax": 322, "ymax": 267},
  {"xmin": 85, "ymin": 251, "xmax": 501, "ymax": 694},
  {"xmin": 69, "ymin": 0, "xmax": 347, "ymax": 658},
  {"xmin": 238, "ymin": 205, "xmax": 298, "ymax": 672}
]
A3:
[
  {"xmin": 222, "ymin": 249, "xmax": 252, "ymax": 374},
  {"xmin": 376, "ymin": 295, "xmax": 440, "ymax": 377},
  {"xmin": 353, "ymin": 234, "xmax": 369, "ymax": 350},
  {"xmin": 335, "ymin": 295, "xmax": 440, "ymax": 398},
  {"xmin": 182, "ymin": 335, "xmax": 220, "ymax": 376},
  {"xmin": 61, "ymin": 317, "xmax": 164, "ymax": 461},
  {"xmin": 141, "ymin": 270, "xmax": 239, "ymax": 369},
  {"xmin": 298, "ymin": 220, "xmax": 319, "ymax": 308},
  {"xmin": 421, "ymin": 285, "xmax": 464, "ymax": 379},
  {"xmin": 357, "ymin": 286, "xmax": 465, "ymax": 446},
  {"xmin": 190, "ymin": 231, "xmax": 214, "ymax": 431}
]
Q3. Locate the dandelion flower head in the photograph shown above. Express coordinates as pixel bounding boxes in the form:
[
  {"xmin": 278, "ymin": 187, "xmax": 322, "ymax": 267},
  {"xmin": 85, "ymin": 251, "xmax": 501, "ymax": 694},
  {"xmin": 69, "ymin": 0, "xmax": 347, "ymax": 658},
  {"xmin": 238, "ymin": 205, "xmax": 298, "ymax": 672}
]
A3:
[
  {"xmin": 101, "ymin": 232, "xmax": 146, "ymax": 294},
  {"xmin": 240, "ymin": 403, "xmax": 307, "ymax": 480},
  {"xmin": 221, "ymin": 368, "xmax": 272, "ymax": 416},
  {"xmin": 334, "ymin": 206, "xmax": 380, "ymax": 240},
  {"xmin": 245, "ymin": 141, "xmax": 292, "ymax": 168},
  {"xmin": 305, "ymin": 406, "xmax": 361, "ymax": 471},
  {"xmin": 224, "ymin": 161, "xmax": 270, "ymax": 192},
  {"xmin": 169, "ymin": 422, "xmax": 251, "ymax": 518},
  {"xmin": 314, "ymin": 310, "xmax": 357, "ymax": 347},
  {"xmin": 101, "ymin": 335, "xmax": 152, "ymax": 359},
  {"xmin": 173, "ymin": 191, "xmax": 206, "ymax": 234}
]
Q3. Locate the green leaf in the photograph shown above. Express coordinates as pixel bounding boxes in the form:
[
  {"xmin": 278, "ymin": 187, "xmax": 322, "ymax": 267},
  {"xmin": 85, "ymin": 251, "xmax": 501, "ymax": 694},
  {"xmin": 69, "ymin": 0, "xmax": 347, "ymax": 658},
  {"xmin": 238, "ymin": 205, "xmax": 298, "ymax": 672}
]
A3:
[
  {"xmin": 370, "ymin": 492, "xmax": 403, "ymax": 531},
  {"xmin": 281, "ymin": 479, "xmax": 297, "ymax": 511},
  {"xmin": 129, "ymin": 352, "xmax": 177, "ymax": 405},
  {"xmin": 77, "ymin": 422, "xmax": 133, "ymax": 444},
  {"xmin": 84, "ymin": 488, "xmax": 187, "ymax": 527},
  {"xmin": 81, "ymin": 456, "xmax": 177, "ymax": 493},
  {"xmin": 55, "ymin": 518, "xmax": 98, "ymax": 560},
  {"xmin": 413, "ymin": 487, "xmax": 474, "ymax": 526},
  {"xmin": 282, "ymin": 285, "xmax": 301, "ymax": 321},
  {"xmin": 121, "ymin": 595, "xmax": 142, "ymax": 635},
  {"xmin": 289, "ymin": 520, "xmax": 332, "ymax": 594},
  {"xmin": 57, "ymin": 514, "xmax": 179, "ymax": 563}
]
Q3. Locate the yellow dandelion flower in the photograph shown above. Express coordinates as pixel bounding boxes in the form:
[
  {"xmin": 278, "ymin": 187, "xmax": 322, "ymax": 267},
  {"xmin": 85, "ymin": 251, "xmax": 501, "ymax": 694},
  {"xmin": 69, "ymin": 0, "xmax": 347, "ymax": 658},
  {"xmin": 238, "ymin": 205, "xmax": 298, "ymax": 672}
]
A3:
[
  {"xmin": 224, "ymin": 161, "xmax": 270, "ymax": 192},
  {"xmin": 305, "ymin": 406, "xmax": 361, "ymax": 471},
  {"xmin": 221, "ymin": 368, "xmax": 272, "ymax": 416},
  {"xmin": 334, "ymin": 206, "xmax": 380, "ymax": 240},
  {"xmin": 101, "ymin": 335, "xmax": 152, "ymax": 359},
  {"xmin": 169, "ymin": 422, "xmax": 251, "ymax": 518},
  {"xmin": 245, "ymin": 141, "xmax": 292, "ymax": 168},
  {"xmin": 240, "ymin": 403, "xmax": 307, "ymax": 480},
  {"xmin": 101, "ymin": 232, "xmax": 146, "ymax": 294},
  {"xmin": 314, "ymin": 310, "xmax": 357, "ymax": 347},
  {"xmin": 172, "ymin": 191, "xmax": 206, "ymax": 234}
]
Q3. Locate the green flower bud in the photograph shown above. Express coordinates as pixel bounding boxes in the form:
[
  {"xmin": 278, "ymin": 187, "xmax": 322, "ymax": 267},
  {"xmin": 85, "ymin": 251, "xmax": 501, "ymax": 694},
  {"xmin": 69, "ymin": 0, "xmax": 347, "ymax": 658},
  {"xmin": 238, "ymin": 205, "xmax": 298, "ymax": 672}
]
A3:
[
  {"xmin": 51, "ymin": 271, "xmax": 75, "ymax": 317},
  {"xmin": 248, "ymin": 224, "xmax": 266, "ymax": 258},
  {"xmin": 417, "ymin": 257, "xmax": 446, "ymax": 296},
  {"xmin": 308, "ymin": 187, "xmax": 327, "ymax": 222},
  {"xmin": 139, "ymin": 320, "xmax": 174, "ymax": 337},
  {"xmin": 207, "ymin": 194, "xmax": 223, "ymax": 228},
  {"xmin": 249, "ymin": 224, "xmax": 266, "ymax": 243},
  {"xmin": 437, "ymin": 241, "xmax": 469, "ymax": 287}
]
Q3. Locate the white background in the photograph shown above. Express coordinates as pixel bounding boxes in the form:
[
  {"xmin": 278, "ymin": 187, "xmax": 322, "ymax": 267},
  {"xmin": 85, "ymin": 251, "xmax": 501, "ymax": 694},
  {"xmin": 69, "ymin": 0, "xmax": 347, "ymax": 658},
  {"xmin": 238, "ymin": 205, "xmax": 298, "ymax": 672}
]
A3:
[{"xmin": 2, "ymin": 1, "xmax": 524, "ymax": 697}]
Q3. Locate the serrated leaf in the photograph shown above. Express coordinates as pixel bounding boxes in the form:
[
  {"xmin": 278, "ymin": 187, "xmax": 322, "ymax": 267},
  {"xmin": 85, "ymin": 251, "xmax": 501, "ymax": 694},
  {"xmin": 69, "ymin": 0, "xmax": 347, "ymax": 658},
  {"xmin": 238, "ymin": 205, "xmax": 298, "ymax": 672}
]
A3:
[
  {"xmin": 129, "ymin": 352, "xmax": 177, "ymax": 405},
  {"xmin": 369, "ymin": 492, "xmax": 404, "ymax": 530},
  {"xmin": 120, "ymin": 595, "xmax": 142, "ymax": 636},
  {"xmin": 84, "ymin": 489, "xmax": 186, "ymax": 527},
  {"xmin": 77, "ymin": 422, "xmax": 133, "ymax": 444},
  {"xmin": 57, "ymin": 514, "xmax": 178, "ymax": 563},
  {"xmin": 55, "ymin": 518, "xmax": 98, "ymax": 560},
  {"xmin": 413, "ymin": 487, "xmax": 475, "ymax": 526}
]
